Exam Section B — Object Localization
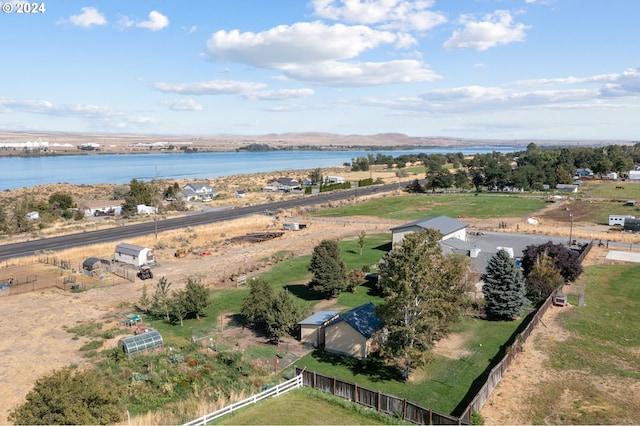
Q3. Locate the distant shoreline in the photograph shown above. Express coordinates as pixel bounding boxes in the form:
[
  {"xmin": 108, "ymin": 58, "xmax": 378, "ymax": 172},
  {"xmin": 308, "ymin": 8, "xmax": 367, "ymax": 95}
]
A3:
[{"xmin": 0, "ymin": 130, "xmax": 625, "ymax": 159}]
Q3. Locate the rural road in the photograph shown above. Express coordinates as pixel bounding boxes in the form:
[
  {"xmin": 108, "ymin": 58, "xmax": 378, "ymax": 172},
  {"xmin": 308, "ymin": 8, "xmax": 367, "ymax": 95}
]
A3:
[{"xmin": 0, "ymin": 181, "xmax": 409, "ymax": 260}]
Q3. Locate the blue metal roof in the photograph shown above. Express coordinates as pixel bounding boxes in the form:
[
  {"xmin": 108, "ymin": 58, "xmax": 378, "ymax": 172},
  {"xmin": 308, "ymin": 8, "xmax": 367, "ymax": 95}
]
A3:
[
  {"xmin": 326, "ymin": 302, "xmax": 383, "ymax": 339},
  {"xmin": 298, "ymin": 310, "xmax": 341, "ymax": 326}
]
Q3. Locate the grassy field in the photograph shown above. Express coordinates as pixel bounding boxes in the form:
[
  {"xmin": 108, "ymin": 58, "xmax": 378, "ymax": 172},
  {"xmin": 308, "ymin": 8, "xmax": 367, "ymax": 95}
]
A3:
[
  {"xmin": 311, "ymin": 193, "xmax": 547, "ymax": 220},
  {"xmin": 578, "ymin": 180, "xmax": 640, "ymax": 200},
  {"xmin": 216, "ymin": 387, "xmax": 402, "ymax": 425},
  {"xmin": 526, "ymin": 263, "xmax": 640, "ymax": 424}
]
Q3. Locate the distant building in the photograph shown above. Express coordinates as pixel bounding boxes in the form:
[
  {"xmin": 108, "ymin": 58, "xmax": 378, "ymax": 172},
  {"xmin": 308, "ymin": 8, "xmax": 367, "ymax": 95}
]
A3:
[
  {"xmin": 180, "ymin": 182, "xmax": 218, "ymax": 201},
  {"xmin": 555, "ymin": 184, "xmax": 578, "ymax": 193},
  {"xmin": 81, "ymin": 200, "xmax": 124, "ymax": 217},
  {"xmin": 26, "ymin": 211, "xmax": 39, "ymax": 220}
]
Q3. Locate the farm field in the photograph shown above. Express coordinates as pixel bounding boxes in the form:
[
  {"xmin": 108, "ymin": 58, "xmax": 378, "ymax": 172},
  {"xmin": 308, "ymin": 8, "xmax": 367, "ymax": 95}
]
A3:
[{"xmin": 1, "ymin": 179, "xmax": 640, "ymax": 424}]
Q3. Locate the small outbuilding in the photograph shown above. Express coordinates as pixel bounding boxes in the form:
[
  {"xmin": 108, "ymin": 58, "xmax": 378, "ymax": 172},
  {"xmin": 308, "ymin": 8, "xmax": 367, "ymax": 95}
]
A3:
[
  {"xmin": 82, "ymin": 257, "xmax": 111, "ymax": 272},
  {"xmin": 324, "ymin": 302, "xmax": 383, "ymax": 360},
  {"xmin": 118, "ymin": 330, "xmax": 163, "ymax": 358},
  {"xmin": 391, "ymin": 215, "xmax": 468, "ymax": 248},
  {"xmin": 298, "ymin": 310, "xmax": 341, "ymax": 346},
  {"xmin": 114, "ymin": 243, "xmax": 155, "ymax": 267}
]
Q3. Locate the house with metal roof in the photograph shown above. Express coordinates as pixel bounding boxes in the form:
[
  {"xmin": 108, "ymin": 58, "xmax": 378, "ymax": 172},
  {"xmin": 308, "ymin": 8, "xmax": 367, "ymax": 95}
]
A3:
[
  {"xmin": 390, "ymin": 215, "xmax": 468, "ymax": 248},
  {"xmin": 297, "ymin": 310, "xmax": 341, "ymax": 346},
  {"xmin": 323, "ymin": 302, "xmax": 383, "ymax": 360}
]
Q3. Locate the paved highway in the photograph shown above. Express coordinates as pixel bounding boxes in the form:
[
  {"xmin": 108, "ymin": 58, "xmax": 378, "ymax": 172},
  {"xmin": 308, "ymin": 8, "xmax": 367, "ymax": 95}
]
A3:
[{"xmin": 0, "ymin": 181, "xmax": 409, "ymax": 260}]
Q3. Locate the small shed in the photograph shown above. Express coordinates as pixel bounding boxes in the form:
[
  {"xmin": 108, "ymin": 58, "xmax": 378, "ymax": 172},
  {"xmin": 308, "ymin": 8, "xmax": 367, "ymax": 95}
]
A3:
[
  {"xmin": 298, "ymin": 310, "xmax": 341, "ymax": 345},
  {"xmin": 114, "ymin": 243, "xmax": 155, "ymax": 267},
  {"xmin": 118, "ymin": 330, "xmax": 163, "ymax": 357},
  {"xmin": 82, "ymin": 257, "xmax": 110, "ymax": 272},
  {"xmin": 324, "ymin": 302, "xmax": 383, "ymax": 360}
]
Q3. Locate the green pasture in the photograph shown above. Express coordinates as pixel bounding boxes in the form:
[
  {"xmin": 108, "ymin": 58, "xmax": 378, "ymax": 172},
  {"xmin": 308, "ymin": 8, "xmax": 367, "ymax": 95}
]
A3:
[
  {"xmin": 579, "ymin": 180, "xmax": 640, "ymax": 200},
  {"xmin": 311, "ymin": 194, "xmax": 547, "ymax": 221},
  {"xmin": 525, "ymin": 263, "xmax": 640, "ymax": 424}
]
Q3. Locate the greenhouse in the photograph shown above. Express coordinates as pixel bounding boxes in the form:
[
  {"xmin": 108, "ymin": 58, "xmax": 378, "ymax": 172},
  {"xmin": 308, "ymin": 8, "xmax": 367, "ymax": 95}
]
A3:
[{"xmin": 118, "ymin": 330, "xmax": 164, "ymax": 357}]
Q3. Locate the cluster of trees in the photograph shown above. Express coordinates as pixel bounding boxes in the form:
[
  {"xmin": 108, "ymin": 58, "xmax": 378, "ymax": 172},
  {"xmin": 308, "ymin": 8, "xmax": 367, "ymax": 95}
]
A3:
[
  {"xmin": 0, "ymin": 192, "xmax": 85, "ymax": 234},
  {"xmin": 138, "ymin": 277, "xmax": 211, "ymax": 326},
  {"xmin": 482, "ymin": 241, "xmax": 583, "ymax": 319},
  {"xmin": 241, "ymin": 278, "xmax": 304, "ymax": 342}
]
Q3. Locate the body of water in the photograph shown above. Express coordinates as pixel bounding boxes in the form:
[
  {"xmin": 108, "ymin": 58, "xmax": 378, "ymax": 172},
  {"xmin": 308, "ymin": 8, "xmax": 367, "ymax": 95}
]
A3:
[{"xmin": 0, "ymin": 147, "xmax": 518, "ymax": 190}]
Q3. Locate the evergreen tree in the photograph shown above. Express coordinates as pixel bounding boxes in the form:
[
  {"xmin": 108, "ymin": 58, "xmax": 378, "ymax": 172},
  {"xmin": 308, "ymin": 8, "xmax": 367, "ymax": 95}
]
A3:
[
  {"xmin": 376, "ymin": 229, "xmax": 471, "ymax": 379},
  {"xmin": 482, "ymin": 249, "xmax": 529, "ymax": 320},
  {"xmin": 9, "ymin": 367, "xmax": 124, "ymax": 425},
  {"xmin": 263, "ymin": 290, "xmax": 304, "ymax": 342},
  {"xmin": 151, "ymin": 276, "xmax": 172, "ymax": 321},
  {"xmin": 137, "ymin": 283, "xmax": 151, "ymax": 314},
  {"xmin": 405, "ymin": 179, "xmax": 425, "ymax": 193},
  {"xmin": 308, "ymin": 240, "xmax": 348, "ymax": 299},
  {"xmin": 182, "ymin": 277, "xmax": 210, "ymax": 320},
  {"xmin": 241, "ymin": 278, "xmax": 275, "ymax": 330}
]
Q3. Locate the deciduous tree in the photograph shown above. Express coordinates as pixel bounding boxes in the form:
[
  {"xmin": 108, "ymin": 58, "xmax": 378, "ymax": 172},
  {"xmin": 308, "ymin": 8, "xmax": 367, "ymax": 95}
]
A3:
[
  {"xmin": 376, "ymin": 229, "xmax": 471, "ymax": 379},
  {"xmin": 521, "ymin": 241, "xmax": 582, "ymax": 282},
  {"xmin": 482, "ymin": 249, "xmax": 529, "ymax": 320},
  {"xmin": 525, "ymin": 253, "xmax": 564, "ymax": 303},
  {"xmin": 9, "ymin": 367, "xmax": 124, "ymax": 425}
]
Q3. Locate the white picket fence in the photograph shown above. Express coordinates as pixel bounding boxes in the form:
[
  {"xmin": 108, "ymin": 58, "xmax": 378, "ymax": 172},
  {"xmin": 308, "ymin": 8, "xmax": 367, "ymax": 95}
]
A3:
[{"xmin": 182, "ymin": 374, "xmax": 303, "ymax": 426}]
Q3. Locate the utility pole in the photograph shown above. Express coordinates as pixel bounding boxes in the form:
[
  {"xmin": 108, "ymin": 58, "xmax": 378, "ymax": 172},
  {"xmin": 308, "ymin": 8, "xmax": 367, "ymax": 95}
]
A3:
[{"xmin": 568, "ymin": 213, "xmax": 573, "ymax": 245}]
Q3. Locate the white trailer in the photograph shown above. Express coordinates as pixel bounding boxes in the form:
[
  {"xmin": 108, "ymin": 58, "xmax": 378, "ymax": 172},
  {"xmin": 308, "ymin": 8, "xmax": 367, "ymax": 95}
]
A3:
[{"xmin": 609, "ymin": 215, "xmax": 635, "ymax": 226}]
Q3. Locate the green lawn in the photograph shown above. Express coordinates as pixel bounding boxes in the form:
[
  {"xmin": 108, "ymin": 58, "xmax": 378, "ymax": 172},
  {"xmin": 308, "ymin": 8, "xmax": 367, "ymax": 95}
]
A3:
[
  {"xmin": 294, "ymin": 314, "xmax": 528, "ymax": 415},
  {"xmin": 311, "ymin": 194, "xmax": 547, "ymax": 220},
  {"xmin": 216, "ymin": 387, "xmax": 401, "ymax": 425},
  {"xmin": 579, "ymin": 180, "xmax": 640, "ymax": 200}
]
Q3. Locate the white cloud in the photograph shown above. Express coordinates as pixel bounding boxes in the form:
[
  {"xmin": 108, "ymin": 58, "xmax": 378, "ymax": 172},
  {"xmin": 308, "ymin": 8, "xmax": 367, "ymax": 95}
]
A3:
[
  {"xmin": 283, "ymin": 59, "xmax": 440, "ymax": 86},
  {"xmin": 153, "ymin": 80, "xmax": 267, "ymax": 96},
  {"xmin": 244, "ymin": 88, "xmax": 315, "ymax": 101},
  {"xmin": 310, "ymin": 0, "xmax": 446, "ymax": 32},
  {"xmin": 207, "ymin": 21, "xmax": 398, "ymax": 67},
  {"xmin": 153, "ymin": 80, "xmax": 315, "ymax": 101},
  {"xmin": 67, "ymin": 7, "xmax": 107, "ymax": 28},
  {"xmin": 443, "ymin": 10, "xmax": 530, "ymax": 51},
  {"xmin": 206, "ymin": 21, "xmax": 436, "ymax": 86},
  {"xmin": 0, "ymin": 97, "xmax": 155, "ymax": 129},
  {"xmin": 137, "ymin": 11, "xmax": 170, "ymax": 31},
  {"xmin": 160, "ymin": 99, "xmax": 204, "ymax": 111}
]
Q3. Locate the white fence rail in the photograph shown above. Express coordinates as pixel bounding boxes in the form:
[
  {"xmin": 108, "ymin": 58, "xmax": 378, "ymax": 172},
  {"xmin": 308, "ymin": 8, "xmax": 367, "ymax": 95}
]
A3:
[{"xmin": 182, "ymin": 374, "xmax": 303, "ymax": 426}]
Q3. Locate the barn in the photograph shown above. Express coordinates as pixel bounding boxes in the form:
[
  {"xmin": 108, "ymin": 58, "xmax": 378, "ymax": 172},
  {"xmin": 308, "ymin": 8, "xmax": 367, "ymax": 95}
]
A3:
[
  {"xmin": 118, "ymin": 330, "xmax": 163, "ymax": 358},
  {"xmin": 324, "ymin": 302, "xmax": 383, "ymax": 360},
  {"xmin": 114, "ymin": 243, "xmax": 155, "ymax": 267}
]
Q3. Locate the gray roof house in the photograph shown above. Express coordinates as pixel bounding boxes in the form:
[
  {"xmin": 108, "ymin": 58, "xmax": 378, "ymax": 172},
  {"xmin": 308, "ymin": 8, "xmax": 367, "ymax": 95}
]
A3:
[
  {"xmin": 324, "ymin": 302, "xmax": 383, "ymax": 360},
  {"xmin": 267, "ymin": 177, "xmax": 300, "ymax": 191},
  {"xmin": 391, "ymin": 215, "xmax": 468, "ymax": 248},
  {"xmin": 180, "ymin": 182, "xmax": 218, "ymax": 201}
]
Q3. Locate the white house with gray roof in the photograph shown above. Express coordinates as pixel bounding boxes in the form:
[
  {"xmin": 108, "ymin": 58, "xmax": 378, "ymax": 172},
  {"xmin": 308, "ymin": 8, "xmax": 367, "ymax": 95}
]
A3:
[
  {"xmin": 390, "ymin": 216, "xmax": 468, "ymax": 248},
  {"xmin": 180, "ymin": 182, "xmax": 218, "ymax": 201}
]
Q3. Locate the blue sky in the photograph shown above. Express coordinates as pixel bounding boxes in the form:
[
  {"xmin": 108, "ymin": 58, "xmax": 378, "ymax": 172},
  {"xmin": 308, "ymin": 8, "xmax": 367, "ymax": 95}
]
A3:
[{"xmin": 1, "ymin": 0, "xmax": 639, "ymax": 140}]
